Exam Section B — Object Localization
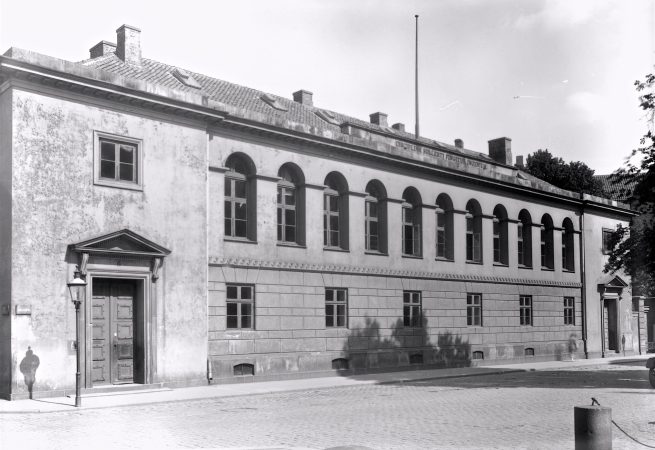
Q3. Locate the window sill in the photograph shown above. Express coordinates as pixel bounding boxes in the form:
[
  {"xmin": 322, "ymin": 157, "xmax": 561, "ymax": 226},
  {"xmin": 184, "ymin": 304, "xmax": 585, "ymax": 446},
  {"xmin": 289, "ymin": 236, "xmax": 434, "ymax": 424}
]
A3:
[
  {"xmin": 435, "ymin": 257, "xmax": 454, "ymax": 262},
  {"xmin": 94, "ymin": 180, "xmax": 143, "ymax": 191},
  {"xmin": 541, "ymin": 267, "xmax": 554, "ymax": 272},
  {"xmin": 277, "ymin": 242, "xmax": 307, "ymax": 249},
  {"xmin": 365, "ymin": 251, "xmax": 389, "ymax": 256},
  {"xmin": 224, "ymin": 237, "xmax": 258, "ymax": 245},
  {"xmin": 493, "ymin": 263, "xmax": 508, "ymax": 267},
  {"xmin": 562, "ymin": 269, "xmax": 576, "ymax": 273},
  {"xmin": 402, "ymin": 254, "xmax": 423, "ymax": 260},
  {"xmin": 518, "ymin": 265, "xmax": 533, "ymax": 270},
  {"xmin": 466, "ymin": 260, "xmax": 483, "ymax": 265},
  {"xmin": 323, "ymin": 247, "xmax": 349, "ymax": 253}
]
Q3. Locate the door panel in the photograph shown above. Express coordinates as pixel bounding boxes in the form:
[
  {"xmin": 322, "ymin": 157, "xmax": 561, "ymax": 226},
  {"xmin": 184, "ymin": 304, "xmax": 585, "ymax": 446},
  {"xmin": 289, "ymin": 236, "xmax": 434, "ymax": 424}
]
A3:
[{"xmin": 91, "ymin": 280, "xmax": 136, "ymax": 386}]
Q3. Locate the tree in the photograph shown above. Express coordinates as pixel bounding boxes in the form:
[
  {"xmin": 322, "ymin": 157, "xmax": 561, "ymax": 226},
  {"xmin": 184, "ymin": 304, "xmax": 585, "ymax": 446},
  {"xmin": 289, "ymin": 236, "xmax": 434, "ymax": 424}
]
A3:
[
  {"xmin": 605, "ymin": 74, "xmax": 655, "ymax": 295},
  {"xmin": 524, "ymin": 149, "xmax": 606, "ymax": 196}
]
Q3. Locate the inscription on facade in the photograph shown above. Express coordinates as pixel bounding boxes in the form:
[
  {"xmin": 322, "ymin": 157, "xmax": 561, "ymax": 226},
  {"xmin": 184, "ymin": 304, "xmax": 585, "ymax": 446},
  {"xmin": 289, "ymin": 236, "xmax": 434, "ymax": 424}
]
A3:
[{"xmin": 395, "ymin": 140, "xmax": 488, "ymax": 170}]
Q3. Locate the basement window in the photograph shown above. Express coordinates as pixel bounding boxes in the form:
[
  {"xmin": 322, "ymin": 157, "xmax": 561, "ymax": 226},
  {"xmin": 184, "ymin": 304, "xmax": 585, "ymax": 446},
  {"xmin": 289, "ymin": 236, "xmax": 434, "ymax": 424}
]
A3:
[
  {"xmin": 233, "ymin": 363, "xmax": 254, "ymax": 376},
  {"xmin": 171, "ymin": 68, "xmax": 202, "ymax": 89},
  {"xmin": 260, "ymin": 93, "xmax": 288, "ymax": 111},
  {"xmin": 472, "ymin": 351, "xmax": 484, "ymax": 360},
  {"xmin": 331, "ymin": 358, "xmax": 349, "ymax": 370}
]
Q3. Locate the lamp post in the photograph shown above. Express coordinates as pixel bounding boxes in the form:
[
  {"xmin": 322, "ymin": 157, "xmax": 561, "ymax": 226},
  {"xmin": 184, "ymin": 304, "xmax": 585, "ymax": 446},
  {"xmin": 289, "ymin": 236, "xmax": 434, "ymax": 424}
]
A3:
[{"xmin": 67, "ymin": 266, "xmax": 87, "ymax": 407}]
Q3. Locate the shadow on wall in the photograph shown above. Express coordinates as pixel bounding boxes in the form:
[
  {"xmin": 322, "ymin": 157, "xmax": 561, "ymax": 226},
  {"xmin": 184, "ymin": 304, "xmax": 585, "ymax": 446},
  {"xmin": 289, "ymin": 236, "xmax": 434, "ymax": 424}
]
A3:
[
  {"xmin": 336, "ymin": 316, "xmax": 471, "ymax": 378},
  {"xmin": 19, "ymin": 347, "xmax": 40, "ymax": 399}
]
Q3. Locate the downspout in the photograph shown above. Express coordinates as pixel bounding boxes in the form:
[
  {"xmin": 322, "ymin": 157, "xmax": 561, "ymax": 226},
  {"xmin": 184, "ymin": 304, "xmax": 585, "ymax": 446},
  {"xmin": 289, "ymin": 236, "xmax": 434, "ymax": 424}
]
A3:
[
  {"xmin": 206, "ymin": 130, "xmax": 213, "ymax": 384},
  {"xmin": 579, "ymin": 199, "xmax": 589, "ymax": 358}
]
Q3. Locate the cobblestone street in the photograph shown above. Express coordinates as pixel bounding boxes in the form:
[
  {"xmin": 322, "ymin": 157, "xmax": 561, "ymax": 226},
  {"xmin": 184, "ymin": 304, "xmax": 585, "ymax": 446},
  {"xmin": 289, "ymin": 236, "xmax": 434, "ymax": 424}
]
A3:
[{"xmin": 1, "ymin": 361, "xmax": 654, "ymax": 450}]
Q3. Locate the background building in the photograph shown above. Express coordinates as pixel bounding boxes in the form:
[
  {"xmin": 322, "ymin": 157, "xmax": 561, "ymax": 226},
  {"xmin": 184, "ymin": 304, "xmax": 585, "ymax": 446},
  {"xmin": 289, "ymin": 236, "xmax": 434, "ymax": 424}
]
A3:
[{"xmin": 0, "ymin": 25, "xmax": 640, "ymax": 399}]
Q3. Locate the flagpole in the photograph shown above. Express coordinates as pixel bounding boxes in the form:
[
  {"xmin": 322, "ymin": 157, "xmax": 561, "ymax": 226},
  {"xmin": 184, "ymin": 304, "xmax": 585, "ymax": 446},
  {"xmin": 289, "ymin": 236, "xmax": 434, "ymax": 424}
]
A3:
[{"xmin": 414, "ymin": 14, "xmax": 419, "ymax": 139}]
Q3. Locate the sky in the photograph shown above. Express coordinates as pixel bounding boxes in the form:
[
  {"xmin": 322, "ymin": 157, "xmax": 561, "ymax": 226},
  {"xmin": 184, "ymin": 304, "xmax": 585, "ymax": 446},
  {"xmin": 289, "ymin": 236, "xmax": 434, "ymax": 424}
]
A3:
[{"xmin": 1, "ymin": 0, "xmax": 653, "ymax": 174}]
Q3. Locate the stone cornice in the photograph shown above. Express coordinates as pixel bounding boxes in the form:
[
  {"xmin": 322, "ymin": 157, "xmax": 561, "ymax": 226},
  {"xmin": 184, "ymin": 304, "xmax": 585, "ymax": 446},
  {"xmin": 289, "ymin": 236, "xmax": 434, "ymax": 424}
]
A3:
[{"xmin": 208, "ymin": 256, "xmax": 582, "ymax": 288}]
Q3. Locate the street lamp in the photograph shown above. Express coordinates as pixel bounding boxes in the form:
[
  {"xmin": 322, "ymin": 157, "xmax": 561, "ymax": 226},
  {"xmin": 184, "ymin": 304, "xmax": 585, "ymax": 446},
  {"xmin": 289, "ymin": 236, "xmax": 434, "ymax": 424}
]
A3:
[{"xmin": 67, "ymin": 266, "xmax": 87, "ymax": 407}]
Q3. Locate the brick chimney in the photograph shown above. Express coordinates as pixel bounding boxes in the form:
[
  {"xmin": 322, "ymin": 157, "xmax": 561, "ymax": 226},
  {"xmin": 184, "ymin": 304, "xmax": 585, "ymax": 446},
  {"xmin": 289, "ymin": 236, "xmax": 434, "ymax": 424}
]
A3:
[
  {"xmin": 488, "ymin": 137, "xmax": 513, "ymax": 165},
  {"xmin": 392, "ymin": 123, "xmax": 405, "ymax": 132},
  {"xmin": 454, "ymin": 139, "xmax": 464, "ymax": 149},
  {"xmin": 370, "ymin": 112, "xmax": 388, "ymax": 127},
  {"xmin": 89, "ymin": 41, "xmax": 116, "ymax": 58},
  {"xmin": 516, "ymin": 155, "xmax": 524, "ymax": 168},
  {"xmin": 116, "ymin": 25, "xmax": 141, "ymax": 66},
  {"xmin": 292, "ymin": 90, "xmax": 313, "ymax": 106}
]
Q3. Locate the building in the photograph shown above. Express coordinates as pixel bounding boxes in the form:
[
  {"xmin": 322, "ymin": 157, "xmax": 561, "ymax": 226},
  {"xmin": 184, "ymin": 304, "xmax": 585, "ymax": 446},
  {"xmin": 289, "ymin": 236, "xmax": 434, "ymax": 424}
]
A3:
[{"xmin": 0, "ymin": 25, "xmax": 642, "ymax": 400}]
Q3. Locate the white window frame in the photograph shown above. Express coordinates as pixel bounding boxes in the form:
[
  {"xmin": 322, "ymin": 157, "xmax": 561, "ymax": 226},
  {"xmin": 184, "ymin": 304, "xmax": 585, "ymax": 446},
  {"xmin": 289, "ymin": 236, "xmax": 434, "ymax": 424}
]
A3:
[{"xmin": 94, "ymin": 131, "xmax": 143, "ymax": 191}]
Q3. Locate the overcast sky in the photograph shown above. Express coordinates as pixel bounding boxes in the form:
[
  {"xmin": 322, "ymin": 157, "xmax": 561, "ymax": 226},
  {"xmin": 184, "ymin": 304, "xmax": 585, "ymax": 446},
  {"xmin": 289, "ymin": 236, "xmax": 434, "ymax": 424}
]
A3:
[{"xmin": 1, "ymin": 0, "xmax": 653, "ymax": 174}]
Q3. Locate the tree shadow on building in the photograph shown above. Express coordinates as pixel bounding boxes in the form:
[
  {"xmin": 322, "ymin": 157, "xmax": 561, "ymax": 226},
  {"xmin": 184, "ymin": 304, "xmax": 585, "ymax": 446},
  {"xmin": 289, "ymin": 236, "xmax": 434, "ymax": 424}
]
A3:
[{"xmin": 335, "ymin": 316, "xmax": 472, "ymax": 381}]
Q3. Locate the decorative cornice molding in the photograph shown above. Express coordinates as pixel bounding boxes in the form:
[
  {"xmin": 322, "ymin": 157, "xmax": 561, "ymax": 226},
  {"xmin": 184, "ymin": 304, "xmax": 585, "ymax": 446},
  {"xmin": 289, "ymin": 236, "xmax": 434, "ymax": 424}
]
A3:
[
  {"xmin": 208, "ymin": 256, "xmax": 582, "ymax": 288},
  {"xmin": 254, "ymin": 174, "xmax": 281, "ymax": 182}
]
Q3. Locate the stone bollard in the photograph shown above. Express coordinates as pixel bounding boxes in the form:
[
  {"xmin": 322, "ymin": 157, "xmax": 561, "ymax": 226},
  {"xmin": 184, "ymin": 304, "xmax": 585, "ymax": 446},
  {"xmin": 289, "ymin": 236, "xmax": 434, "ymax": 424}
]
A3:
[{"xmin": 574, "ymin": 405, "xmax": 612, "ymax": 450}]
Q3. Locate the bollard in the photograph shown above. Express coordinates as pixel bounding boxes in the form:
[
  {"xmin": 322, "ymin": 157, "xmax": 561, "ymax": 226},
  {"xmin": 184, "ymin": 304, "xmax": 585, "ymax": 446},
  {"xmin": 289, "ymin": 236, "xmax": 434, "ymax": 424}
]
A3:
[{"xmin": 574, "ymin": 405, "xmax": 612, "ymax": 450}]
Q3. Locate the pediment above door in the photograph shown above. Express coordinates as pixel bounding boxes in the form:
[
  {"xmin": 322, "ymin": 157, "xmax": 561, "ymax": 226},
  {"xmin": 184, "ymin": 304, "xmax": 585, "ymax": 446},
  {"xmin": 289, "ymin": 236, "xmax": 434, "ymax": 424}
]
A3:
[{"xmin": 71, "ymin": 229, "xmax": 171, "ymax": 258}]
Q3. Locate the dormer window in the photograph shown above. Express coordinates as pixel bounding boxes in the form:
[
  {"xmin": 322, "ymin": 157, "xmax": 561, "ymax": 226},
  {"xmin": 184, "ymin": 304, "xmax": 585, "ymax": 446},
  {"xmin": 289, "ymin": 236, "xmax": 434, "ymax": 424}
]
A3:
[
  {"xmin": 260, "ymin": 93, "xmax": 288, "ymax": 111},
  {"xmin": 171, "ymin": 68, "xmax": 202, "ymax": 89}
]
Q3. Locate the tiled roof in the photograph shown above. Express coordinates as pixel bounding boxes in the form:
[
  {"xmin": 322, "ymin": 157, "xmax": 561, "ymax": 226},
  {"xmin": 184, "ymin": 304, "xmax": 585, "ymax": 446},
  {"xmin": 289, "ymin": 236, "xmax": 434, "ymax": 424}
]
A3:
[
  {"xmin": 79, "ymin": 53, "xmax": 490, "ymax": 161},
  {"xmin": 595, "ymin": 174, "xmax": 639, "ymax": 203}
]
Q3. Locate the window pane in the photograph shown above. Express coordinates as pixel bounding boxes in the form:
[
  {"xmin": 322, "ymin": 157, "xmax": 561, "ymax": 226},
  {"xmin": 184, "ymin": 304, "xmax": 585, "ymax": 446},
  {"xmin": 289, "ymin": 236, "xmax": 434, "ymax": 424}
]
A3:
[
  {"xmin": 241, "ymin": 315, "xmax": 251, "ymax": 329},
  {"xmin": 225, "ymin": 218, "xmax": 232, "ymax": 236},
  {"xmin": 403, "ymin": 292, "xmax": 410, "ymax": 303},
  {"xmin": 241, "ymin": 286, "xmax": 252, "ymax": 300},
  {"xmin": 329, "ymin": 196, "xmax": 339, "ymax": 212},
  {"xmin": 100, "ymin": 142, "xmax": 115, "ymax": 161},
  {"xmin": 336, "ymin": 305, "xmax": 345, "ymax": 326},
  {"xmin": 325, "ymin": 289, "xmax": 333, "ymax": 301},
  {"xmin": 326, "ymin": 314, "xmax": 334, "ymax": 327},
  {"xmin": 100, "ymin": 160, "xmax": 115, "ymax": 179},
  {"xmin": 336, "ymin": 290, "xmax": 345, "ymax": 302},
  {"xmin": 277, "ymin": 223, "xmax": 282, "ymax": 241},
  {"xmin": 226, "ymin": 316, "xmax": 238, "ymax": 328},
  {"xmin": 285, "ymin": 210, "xmax": 296, "ymax": 227},
  {"xmin": 227, "ymin": 302, "xmax": 237, "ymax": 315},
  {"xmin": 235, "ymin": 203, "xmax": 247, "ymax": 220},
  {"xmin": 119, "ymin": 162, "xmax": 134, "ymax": 181},
  {"xmin": 234, "ymin": 180, "xmax": 246, "ymax": 198},
  {"xmin": 225, "ymin": 179, "xmax": 232, "ymax": 196},
  {"xmin": 369, "ymin": 221, "xmax": 378, "ymax": 236},
  {"xmin": 277, "ymin": 187, "xmax": 282, "ymax": 204},
  {"xmin": 224, "ymin": 201, "xmax": 232, "ymax": 219},
  {"xmin": 277, "ymin": 207, "xmax": 282, "ymax": 225},
  {"xmin": 403, "ymin": 306, "xmax": 410, "ymax": 326},
  {"xmin": 285, "ymin": 189, "xmax": 295, "ymax": 205},
  {"xmin": 330, "ymin": 231, "xmax": 339, "ymax": 246},
  {"xmin": 241, "ymin": 302, "xmax": 252, "ymax": 316},
  {"xmin": 330, "ymin": 216, "xmax": 340, "ymax": 232},
  {"xmin": 369, "ymin": 236, "xmax": 378, "ymax": 251},
  {"xmin": 285, "ymin": 226, "xmax": 295, "ymax": 242},
  {"xmin": 235, "ymin": 219, "xmax": 247, "ymax": 238},
  {"xmin": 227, "ymin": 286, "xmax": 238, "ymax": 299},
  {"xmin": 120, "ymin": 145, "xmax": 134, "ymax": 164},
  {"xmin": 368, "ymin": 202, "xmax": 377, "ymax": 218}
]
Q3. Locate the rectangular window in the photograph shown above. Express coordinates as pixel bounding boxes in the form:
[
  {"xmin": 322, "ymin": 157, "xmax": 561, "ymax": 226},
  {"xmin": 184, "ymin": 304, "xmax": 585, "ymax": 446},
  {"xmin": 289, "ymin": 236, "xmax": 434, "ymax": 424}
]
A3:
[
  {"xmin": 564, "ymin": 297, "xmax": 575, "ymax": 325},
  {"xmin": 403, "ymin": 291, "xmax": 422, "ymax": 327},
  {"xmin": 226, "ymin": 284, "xmax": 254, "ymax": 329},
  {"xmin": 519, "ymin": 295, "xmax": 532, "ymax": 326},
  {"xmin": 324, "ymin": 190, "xmax": 340, "ymax": 247},
  {"xmin": 225, "ymin": 176, "xmax": 248, "ymax": 238},
  {"xmin": 602, "ymin": 228, "xmax": 613, "ymax": 254},
  {"xmin": 517, "ymin": 222, "xmax": 524, "ymax": 266},
  {"xmin": 94, "ymin": 132, "xmax": 142, "ymax": 190},
  {"xmin": 467, "ymin": 294, "xmax": 482, "ymax": 326},
  {"xmin": 365, "ymin": 199, "xmax": 379, "ymax": 251},
  {"xmin": 277, "ymin": 183, "xmax": 296, "ymax": 243},
  {"xmin": 466, "ymin": 214, "xmax": 481, "ymax": 262},
  {"xmin": 325, "ymin": 288, "xmax": 348, "ymax": 328},
  {"xmin": 493, "ymin": 219, "xmax": 500, "ymax": 263}
]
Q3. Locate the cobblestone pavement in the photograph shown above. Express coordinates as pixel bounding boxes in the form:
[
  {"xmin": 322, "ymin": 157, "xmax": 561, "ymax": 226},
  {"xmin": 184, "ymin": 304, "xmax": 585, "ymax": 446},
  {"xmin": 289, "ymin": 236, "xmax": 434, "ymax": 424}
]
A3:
[{"xmin": 1, "ymin": 361, "xmax": 654, "ymax": 450}]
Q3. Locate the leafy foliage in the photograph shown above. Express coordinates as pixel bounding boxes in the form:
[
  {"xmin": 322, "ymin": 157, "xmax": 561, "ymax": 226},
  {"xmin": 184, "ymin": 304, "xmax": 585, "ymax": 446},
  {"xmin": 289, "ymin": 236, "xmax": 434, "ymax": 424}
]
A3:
[
  {"xmin": 605, "ymin": 74, "xmax": 655, "ymax": 295},
  {"xmin": 524, "ymin": 150, "xmax": 606, "ymax": 196}
]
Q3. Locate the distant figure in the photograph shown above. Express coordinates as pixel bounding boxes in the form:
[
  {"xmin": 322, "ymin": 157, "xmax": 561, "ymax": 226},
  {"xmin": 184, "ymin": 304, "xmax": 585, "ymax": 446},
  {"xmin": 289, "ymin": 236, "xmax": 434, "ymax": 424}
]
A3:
[
  {"xmin": 568, "ymin": 334, "xmax": 578, "ymax": 361},
  {"xmin": 19, "ymin": 347, "xmax": 40, "ymax": 399}
]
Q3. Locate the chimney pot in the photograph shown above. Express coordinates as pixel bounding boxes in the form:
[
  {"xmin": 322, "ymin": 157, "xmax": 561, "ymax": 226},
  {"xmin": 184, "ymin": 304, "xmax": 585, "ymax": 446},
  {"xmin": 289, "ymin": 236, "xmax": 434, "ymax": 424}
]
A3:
[
  {"xmin": 392, "ymin": 123, "xmax": 405, "ymax": 132},
  {"xmin": 370, "ymin": 112, "xmax": 388, "ymax": 127},
  {"xmin": 116, "ymin": 24, "xmax": 142, "ymax": 66},
  {"xmin": 488, "ymin": 137, "xmax": 513, "ymax": 165},
  {"xmin": 89, "ymin": 41, "xmax": 116, "ymax": 59},
  {"xmin": 292, "ymin": 90, "xmax": 313, "ymax": 106},
  {"xmin": 454, "ymin": 139, "xmax": 464, "ymax": 149}
]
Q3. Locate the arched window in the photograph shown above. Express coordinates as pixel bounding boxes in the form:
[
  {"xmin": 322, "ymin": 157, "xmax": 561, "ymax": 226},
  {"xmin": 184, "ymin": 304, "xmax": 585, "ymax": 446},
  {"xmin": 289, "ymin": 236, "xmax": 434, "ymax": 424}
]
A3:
[
  {"xmin": 518, "ymin": 209, "xmax": 532, "ymax": 268},
  {"xmin": 277, "ymin": 163, "xmax": 305, "ymax": 245},
  {"xmin": 492, "ymin": 204, "xmax": 509, "ymax": 265},
  {"xmin": 562, "ymin": 218, "xmax": 575, "ymax": 271},
  {"xmin": 465, "ymin": 200, "xmax": 482, "ymax": 263},
  {"xmin": 324, "ymin": 172, "xmax": 349, "ymax": 250},
  {"xmin": 540, "ymin": 214, "xmax": 554, "ymax": 269},
  {"xmin": 402, "ymin": 187, "xmax": 422, "ymax": 257},
  {"xmin": 224, "ymin": 153, "xmax": 256, "ymax": 240},
  {"xmin": 365, "ymin": 180, "xmax": 387, "ymax": 253},
  {"xmin": 436, "ymin": 194, "xmax": 454, "ymax": 260}
]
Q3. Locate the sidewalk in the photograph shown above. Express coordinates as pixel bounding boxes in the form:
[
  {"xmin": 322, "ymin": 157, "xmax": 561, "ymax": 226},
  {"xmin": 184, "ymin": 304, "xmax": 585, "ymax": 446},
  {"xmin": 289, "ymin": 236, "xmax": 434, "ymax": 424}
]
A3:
[{"xmin": 1, "ymin": 354, "xmax": 650, "ymax": 414}]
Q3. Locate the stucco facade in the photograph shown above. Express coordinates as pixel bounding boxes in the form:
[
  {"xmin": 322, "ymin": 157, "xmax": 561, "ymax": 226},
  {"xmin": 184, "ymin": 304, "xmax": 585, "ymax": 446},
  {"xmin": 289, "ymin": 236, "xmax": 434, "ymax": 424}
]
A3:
[{"xmin": 0, "ymin": 25, "xmax": 641, "ymax": 399}]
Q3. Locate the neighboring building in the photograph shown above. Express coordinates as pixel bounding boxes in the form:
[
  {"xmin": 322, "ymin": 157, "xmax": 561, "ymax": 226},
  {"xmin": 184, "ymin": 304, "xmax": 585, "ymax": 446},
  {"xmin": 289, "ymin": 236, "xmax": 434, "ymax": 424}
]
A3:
[
  {"xmin": 596, "ymin": 173, "xmax": 652, "ymax": 352},
  {"xmin": 0, "ymin": 25, "xmax": 642, "ymax": 400}
]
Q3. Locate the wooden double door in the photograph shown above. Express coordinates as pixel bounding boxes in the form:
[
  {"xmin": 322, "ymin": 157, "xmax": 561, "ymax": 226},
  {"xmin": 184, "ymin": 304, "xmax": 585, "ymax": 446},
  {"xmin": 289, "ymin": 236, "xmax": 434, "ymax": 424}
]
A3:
[{"xmin": 92, "ymin": 279, "xmax": 137, "ymax": 385}]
